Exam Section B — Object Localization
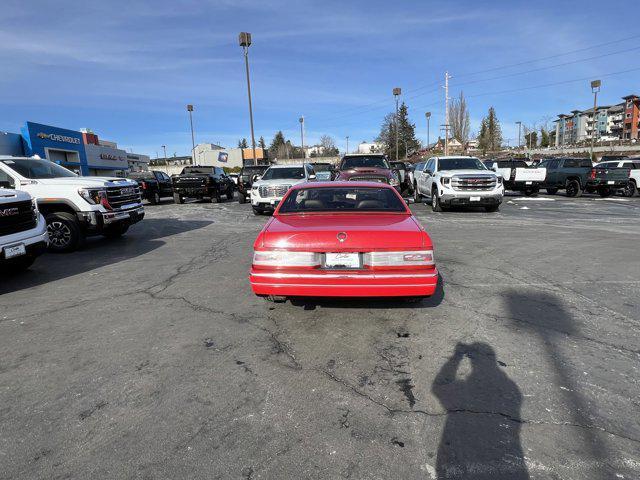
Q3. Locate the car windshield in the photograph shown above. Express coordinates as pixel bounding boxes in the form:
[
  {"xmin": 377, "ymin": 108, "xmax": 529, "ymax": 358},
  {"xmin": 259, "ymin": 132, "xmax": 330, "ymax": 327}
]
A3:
[
  {"xmin": 341, "ymin": 156, "xmax": 390, "ymax": 169},
  {"xmin": 182, "ymin": 167, "xmax": 214, "ymax": 174},
  {"xmin": 129, "ymin": 172, "xmax": 155, "ymax": 179},
  {"xmin": 1, "ymin": 158, "xmax": 77, "ymax": 178},
  {"xmin": 439, "ymin": 158, "xmax": 487, "ymax": 171},
  {"xmin": 311, "ymin": 164, "xmax": 332, "ymax": 172},
  {"xmin": 261, "ymin": 167, "xmax": 305, "ymax": 180},
  {"xmin": 390, "ymin": 162, "xmax": 405, "ymax": 170},
  {"xmin": 242, "ymin": 166, "xmax": 267, "ymax": 176},
  {"xmin": 278, "ymin": 187, "xmax": 407, "ymax": 213}
]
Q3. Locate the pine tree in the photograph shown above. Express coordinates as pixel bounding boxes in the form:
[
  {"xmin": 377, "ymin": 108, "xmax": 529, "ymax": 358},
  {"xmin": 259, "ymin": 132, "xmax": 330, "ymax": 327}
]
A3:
[
  {"xmin": 238, "ymin": 138, "xmax": 248, "ymax": 148},
  {"xmin": 268, "ymin": 131, "xmax": 286, "ymax": 159},
  {"xmin": 540, "ymin": 128, "xmax": 550, "ymax": 148},
  {"xmin": 477, "ymin": 107, "xmax": 502, "ymax": 153},
  {"xmin": 258, "ymin": 136, "xmax": 266, "ymax": 149},
  {"xmin": 375, "ymin": 102, "xmax": 420, "ymax": 159}
]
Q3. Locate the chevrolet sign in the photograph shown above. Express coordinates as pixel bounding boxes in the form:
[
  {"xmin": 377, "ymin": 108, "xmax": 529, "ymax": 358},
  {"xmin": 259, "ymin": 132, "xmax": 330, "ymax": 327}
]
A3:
[
  {"xmin": 37, "ymin": 132, "xmax": 81, "ymax": 145},
  {"xmin": 0, "ymin": 207, "xmax": 19, "ymax": 217}
]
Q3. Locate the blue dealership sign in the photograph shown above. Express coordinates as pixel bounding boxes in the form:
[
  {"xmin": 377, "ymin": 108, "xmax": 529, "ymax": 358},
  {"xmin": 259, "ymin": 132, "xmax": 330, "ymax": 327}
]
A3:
[{"xmin": 21, "ymin": 121, "xmax": 89, "ymax": 175}]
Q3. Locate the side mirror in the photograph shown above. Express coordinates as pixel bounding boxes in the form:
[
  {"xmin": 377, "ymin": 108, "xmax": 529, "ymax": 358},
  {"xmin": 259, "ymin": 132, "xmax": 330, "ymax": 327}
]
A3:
[
  {"xmin": 405, "ymin": 197, "xmax": 415, "ymax": 204},
  {"xmin": 252, "ymin": 174, "xmax": 261, "ymax": 182},
  {"xmin": 308, "ymin": 174, "xmax": 317, "ymax": 181}
]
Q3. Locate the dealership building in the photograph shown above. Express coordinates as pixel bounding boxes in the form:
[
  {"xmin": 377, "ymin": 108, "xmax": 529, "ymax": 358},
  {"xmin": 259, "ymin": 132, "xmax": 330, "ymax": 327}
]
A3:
[{"xmin": 0, "ymin": 121, "xmax": 149, "ymax": 176}]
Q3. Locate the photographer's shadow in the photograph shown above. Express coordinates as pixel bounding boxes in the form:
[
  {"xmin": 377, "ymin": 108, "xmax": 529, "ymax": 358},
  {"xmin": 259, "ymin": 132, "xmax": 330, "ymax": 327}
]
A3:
[{"xmin": 432, "ymin": 342, "xmax": 529, "ymax": 479}]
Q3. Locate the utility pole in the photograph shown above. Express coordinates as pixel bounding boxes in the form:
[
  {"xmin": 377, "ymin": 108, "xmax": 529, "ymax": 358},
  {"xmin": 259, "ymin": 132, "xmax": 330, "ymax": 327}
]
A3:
[
  {"xmin": 346, "ymin": 136, "xmax": 349, "ymax": 154},
  {"xmin": 393, "ymin": 87, "xmax": 401, "ymax": 160},
  {"xmin": 186, "ymin": 104, "xmax": 195, "ymax": 165},
  {"xmin": 162, "ymin": 145, "xmax": 167, "ymax": 160},
  {"xmin": 444, "ymin": 72, "xmax": 450, "ymax": 156},
  {"xmin": 299, "ymin": 116, "xmax": 305, "ymax": 159},
  {"xmin": 425, "ymin": 112, "xmax": 431, "ymax": 150},
  {"xmin": 590, "ymin": 79, "xmax": 601, "ymax": 162},
  {"xmin": 239, "ymin": 32, "xmax": 257, "ymax": 165},
  {"xmin": 516, "ymin": 121, "xmax": 522, "ymax": 151}
]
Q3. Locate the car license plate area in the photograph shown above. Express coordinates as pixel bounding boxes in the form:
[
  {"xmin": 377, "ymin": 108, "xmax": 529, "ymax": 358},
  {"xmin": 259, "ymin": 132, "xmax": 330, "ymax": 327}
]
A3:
[
  {"xmin": 607, "ymin": 181, "xmax": 614, "ymax": 185},
  {"xmin": 4, "ymin": 243, "xmax": 26, "ymax": 259},
  {"xmin": 525, "ymin": 181, "xmax": 533, "ymax": 185},
  {"xmin": 470, "ymin": 196, "xmax": 481, "ymax": 202},
  {"xmin": 324, "ymin": 252, "xmax": 361, "ymax": 269}
]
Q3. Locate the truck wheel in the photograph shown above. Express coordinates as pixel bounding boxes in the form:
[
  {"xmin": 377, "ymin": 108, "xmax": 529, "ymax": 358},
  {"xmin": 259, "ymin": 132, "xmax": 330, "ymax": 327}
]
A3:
[
  {"xmin": 238, "ymin": 194, "xmax": 247, "ymax": 204},
  {"xmin": 212, "ymin": 190, "xmax": 223, "ymax": 203},
  {"xmin": 431, "ymin": 190, "xmax": 443, "ymax": 212},
  {"xmin": 566, "ymin": 179, "xmax": 582, "ymax": 197},
  {"xmin": 252, "ymin": 207, "xmax": 263, "ymax": 215},
  {"xmin": 413, "ymin": 183, "xmax": 421, "ymax": 202},
  {"xmin": 523, "ymin": 188, "xmax": 536, "ymax": 196},
  {"xmin": 623, "ymin": 180, "xmax": 637, "ymax": 197},
  {"xmin": 485, "ymin": 205, "xmax": 500, "ymax": 212},
  {"xmin": 173, "ymin": 193, "xmax": 184, "ymax": 204},
  {"xmin": 598, "ymin": 187, "xmax": 612, "ymax": 197},
  {"xmin": 103, "ymin": 224, "xmax": 129, "ymax": 238},
  {"xmin": 546, "ymin": 187, "xmax": 558, "ymax": 195},
  {"xmin": 151, "ymin": 192, "xmax": 160, "ymax": 205},
  {"xmin": 226, "ymin": 188, "xmax": 234, "ymax": 201},
  {"xmin": 46, "ymin": 212, "xmax": 83, "ymax": 253}
]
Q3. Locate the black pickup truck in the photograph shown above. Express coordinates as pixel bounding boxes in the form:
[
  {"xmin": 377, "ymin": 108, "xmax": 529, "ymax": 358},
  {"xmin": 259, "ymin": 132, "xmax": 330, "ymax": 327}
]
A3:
[
  {"xmin": 128, "ymin": 171, "xmax": 174, "ymax": 204},
  {"xmin": 171, "ymin": 166, "xmax": 235, "ymax": 203},
  {"xmin": 539, "ymin": 158, "xmax": 593, "ymax": 197},
  {"xmin": 585, "ymin": 163, "xmax": 631, "ymax": 197},
  {"xmin": 237, "ymin": 164, "xmax": 269, "ymax": 204}
]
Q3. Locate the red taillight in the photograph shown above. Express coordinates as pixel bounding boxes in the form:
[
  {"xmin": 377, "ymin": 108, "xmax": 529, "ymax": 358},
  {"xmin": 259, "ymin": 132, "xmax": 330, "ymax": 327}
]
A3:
[
  {"xmin": 589, "ymin": 169, "xmax": 596, "ymax": 180},
  {"xmin": 141, "ymin": 181, "xmax": 147, "ymax": 189}
]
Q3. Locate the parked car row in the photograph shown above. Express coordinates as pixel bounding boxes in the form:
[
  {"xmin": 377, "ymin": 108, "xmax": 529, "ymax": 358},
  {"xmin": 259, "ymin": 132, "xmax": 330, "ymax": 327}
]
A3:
[{"xmin": 1, "ymin": 156, "xmax": 145, "ymax": 271}]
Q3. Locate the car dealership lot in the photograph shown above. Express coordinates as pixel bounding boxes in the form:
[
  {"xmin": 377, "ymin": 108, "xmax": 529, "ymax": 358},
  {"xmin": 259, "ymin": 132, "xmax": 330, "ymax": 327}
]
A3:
[{"xmin": 1, "ymin": 196, "xmax": 639, "ymax": 479}]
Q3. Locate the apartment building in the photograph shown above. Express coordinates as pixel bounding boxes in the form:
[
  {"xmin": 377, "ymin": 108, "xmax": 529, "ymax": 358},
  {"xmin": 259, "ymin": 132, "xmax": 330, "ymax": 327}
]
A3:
[{"xmin": 622, "ymin": 95, "xmax": 640, "ymax": 141}]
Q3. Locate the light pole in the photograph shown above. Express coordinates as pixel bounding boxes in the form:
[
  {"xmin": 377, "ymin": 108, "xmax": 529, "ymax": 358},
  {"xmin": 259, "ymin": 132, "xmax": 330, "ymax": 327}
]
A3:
[
  {"xmin": 393, "ymin": 87, "xmax": 401, "ymax": 160},
  {"xmin": 425, "ymin": 112, "xmax": 431, "ymax": 150},
  {"xmin": 516, "ymin": 121, "xmax": 522, "ymax": 152},
  {"xmin": 299, "ymin": 116, "xmax": 305, "ymax": 159},
  {"xmin": 239, "ymin": 32, "xmax": 258, "ymax": 165},
  {"xmin": 187, "ymin": 104, "xmax": 195, "ymax": 164},
  {"xmin": 161, "ymin": 145, "xmax": 167, "ymax": 160},
  {"xmin": 346, "ymin": 136, "xmax": 349, "ymax": 155},
  {"xmin": 590, "ymin": 79, "xmax": 601, "ymax": 162}
]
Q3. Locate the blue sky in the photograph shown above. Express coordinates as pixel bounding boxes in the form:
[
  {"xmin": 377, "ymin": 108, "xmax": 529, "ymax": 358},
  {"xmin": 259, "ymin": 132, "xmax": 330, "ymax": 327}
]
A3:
[{"xmin": 1, "ymin": 0, "xmax": 639, "ymax": 157}]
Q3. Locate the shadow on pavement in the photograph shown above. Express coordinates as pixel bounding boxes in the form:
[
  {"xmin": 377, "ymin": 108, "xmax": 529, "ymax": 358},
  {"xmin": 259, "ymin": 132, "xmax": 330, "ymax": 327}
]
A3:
[
  {"xmin": 504, "ymin": 291, "xmax": 614, "ymax": 478},
  {"xmin": 0, "ymin": 218, "xmax": 212, "ymax": 295},
  {"xmin": 288, "ymin": 273, "xmax": 445, "ymax": 310},
  {"xmin": 432, "ymin": 342, "xmax": 529, "ymax": 479}
]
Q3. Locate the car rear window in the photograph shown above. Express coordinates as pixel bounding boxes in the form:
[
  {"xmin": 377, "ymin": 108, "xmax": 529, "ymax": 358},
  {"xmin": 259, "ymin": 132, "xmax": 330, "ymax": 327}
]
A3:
[{"xmin": 278, "ymin": 187, "xmax": 407, "ymax": 213}]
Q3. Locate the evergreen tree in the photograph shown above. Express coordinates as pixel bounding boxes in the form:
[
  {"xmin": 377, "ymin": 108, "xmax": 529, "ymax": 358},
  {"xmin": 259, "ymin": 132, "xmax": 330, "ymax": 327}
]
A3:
[
  {"xmin": 477, "ymin": 107, "xmax": 502, "ymax": 153},
  {"xmin": 238, "ymin": 138, "xmax": 248, "ymax": 148},
  {"xmin": 540, "ymin": 128, "xmax": 550, "ymax": 148},
  {"xmin": 375, "ymin": 102, "xmax": 421, "ymax": 159},
  {"xmin": 258, "ymin": 136, "xmax": 266, "ymax": 149},
  {"xmin": 268, "ymin": 131, "xmax": 287, "ymax": 159}
]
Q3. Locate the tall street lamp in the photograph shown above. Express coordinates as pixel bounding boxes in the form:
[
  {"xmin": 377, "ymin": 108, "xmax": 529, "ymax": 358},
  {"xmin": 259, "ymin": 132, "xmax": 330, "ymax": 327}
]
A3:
[
  {"xmin": 393, "ymin": 87, "xmax": 401, "ymax": 160},
  {"xmin": 239, "ymin": 32, "xmax": 258, "ymax": 165},
  {"xmin": 590, "ymin": 79, "xmax": 601, "ymax": 162},
  {"xmin": 187, "ymin": 104, "xmax": 195, "ymax": 164},
  {"xmin": 161, "ymin": 145, "xmax": 167, "ymax": 160},
  {"xmin": 345, "ymin": 136, "xmax": 349, "ymax": 155},
  {"xmin": 516, "ymin": 121, "xmax": 522, "ymax": 151},
  {"xmin": 425, "ymin": 112, "xmax": 431, "ymax": 150},
  {"xmin": 299, "ymin": 116, "xmax": 305, "ymax": 159}
]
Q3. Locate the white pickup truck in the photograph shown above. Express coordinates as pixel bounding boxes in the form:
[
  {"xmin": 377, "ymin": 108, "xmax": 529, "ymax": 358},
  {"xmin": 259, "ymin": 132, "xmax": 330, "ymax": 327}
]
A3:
[
  {"xmin": 414, "ymin": 156, "xmax": 504, "ymax": 212},
  {"xmin": 0, "ymin": 156, "xmax": 144, "ymax": 252},
  {"xmin": 484, "ymin": 159, "xmax": 546, "ymax": 195},
  {"xmin": 0, "ymin": 188, "xmax": 48, "ymax": 271},
  {"xmin": 250, "ymin": 163, "xmax": 316, "ymax": 215},
  {"xmin": 597, "ymin": 159, "xmax": 640, "ymax": 197}
]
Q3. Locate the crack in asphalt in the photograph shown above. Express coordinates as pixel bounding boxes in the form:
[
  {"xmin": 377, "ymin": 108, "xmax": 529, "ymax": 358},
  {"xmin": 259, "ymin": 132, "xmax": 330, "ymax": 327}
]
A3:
[{"xmin": 319, "ymin": 368, "xmax": 640, "ymax": 445}]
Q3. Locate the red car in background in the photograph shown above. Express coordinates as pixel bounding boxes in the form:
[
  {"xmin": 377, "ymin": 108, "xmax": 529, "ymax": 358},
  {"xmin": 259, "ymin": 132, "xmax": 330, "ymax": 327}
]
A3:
[{"xmin": 250, "ymin": 182, "xmax": 437, "ymax": 301}]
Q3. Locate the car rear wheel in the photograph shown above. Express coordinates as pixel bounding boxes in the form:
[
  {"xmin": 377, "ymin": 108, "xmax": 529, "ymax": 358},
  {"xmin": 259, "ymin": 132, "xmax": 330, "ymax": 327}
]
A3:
[
  {"xmin": 623, "ymin": 180, "xmax": 637, "ymax": 197},
  {"xmin": 523, "ymin": 187, "xmax": 538, "ymax": 196},
  {"xmin": 598, "ymin": 186, "xmax": 612, "ymax": 197},
  {"xmin": 546, "ymin": 187, "xmax": 558, "ymax": 195},
  {"xmin": 173, "ymin": 193, "xmax": 184, "ymax": 204},
  {"xmin": 151, "ymin": 192, "xmax": 160, "ymax": 204},
  {"xmin": 431, "ymin": 190, "xmax": 443, "ymax": 212},
  {"xmin": 252, "ymin": 207, "xmax": 263, "ymax": 215},
  {"xmin": 46, "ymin": 212, "xmax": 83, "ymax": 253},
  {"xmin": 238, "ymin": 194, "xmax": 247, "ymax": 204},
  {"xmin": 226, "ymin": 188, "xmax": 234, "ymax": 201},
  {"xmin": 566, "ymin": 179, "xmax": 582, "ymax": 197}
]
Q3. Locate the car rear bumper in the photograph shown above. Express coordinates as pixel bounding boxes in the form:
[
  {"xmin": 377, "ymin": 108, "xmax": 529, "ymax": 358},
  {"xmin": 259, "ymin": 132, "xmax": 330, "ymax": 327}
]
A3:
[{"xmin": 250, "ymin": 268, "xmax": 438, "ymax": 297}]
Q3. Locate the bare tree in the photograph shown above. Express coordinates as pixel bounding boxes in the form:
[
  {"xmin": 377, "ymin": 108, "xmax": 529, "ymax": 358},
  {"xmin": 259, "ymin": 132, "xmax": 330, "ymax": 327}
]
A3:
[
  {"xmin": 449, "ymin": 92, "xmax": 470, "ymax": 149},
  {"xmin": 319, "ymin": 135, "xmax": 339, "ymax": 156}
]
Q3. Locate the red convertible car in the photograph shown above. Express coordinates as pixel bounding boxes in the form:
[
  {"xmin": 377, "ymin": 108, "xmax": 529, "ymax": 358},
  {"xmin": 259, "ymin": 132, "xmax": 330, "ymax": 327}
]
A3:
[{"xmin": 250, "ymin": 182, "xmax": 438, "ymax": 300}]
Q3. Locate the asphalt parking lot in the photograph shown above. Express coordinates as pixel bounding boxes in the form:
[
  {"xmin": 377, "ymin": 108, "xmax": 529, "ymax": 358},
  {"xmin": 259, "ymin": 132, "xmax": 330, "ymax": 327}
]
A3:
[{"xmin": 1, "ymin": 193, "xmax": 639, "ymax": 480}]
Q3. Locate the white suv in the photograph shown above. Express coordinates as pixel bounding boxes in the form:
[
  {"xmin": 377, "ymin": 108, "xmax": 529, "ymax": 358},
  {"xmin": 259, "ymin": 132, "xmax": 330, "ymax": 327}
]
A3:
[
  {"xmin": 250, "ymin": 164, "xmax": 316, "ymax": 215},
  {"xmin": 414, "ymin": 156, "xmax": 504, "ymax": 212},
  {"xmin": 0, "ymin": 188, "xmax": 48, "ymax": 271},
  {"xmin": 0, "ymin": 156, "xmax": 144, "ymax": 252}
]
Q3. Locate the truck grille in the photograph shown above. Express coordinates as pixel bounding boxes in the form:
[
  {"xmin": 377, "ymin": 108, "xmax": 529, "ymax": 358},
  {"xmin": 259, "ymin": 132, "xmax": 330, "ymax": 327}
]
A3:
[
  {"xmin": 259, "ymin": 185, "xmax": 291, "ymax": 198},
  {"xmin": 348, "ymin": 175, "xmax": 388, "ymax": 183},
  {"xmin": 451, "ymin": 175, "xmax": 496, "ymax": 191},
  {"xmin": 0, "ymin": 200, "xmax": 37, "ymax": 236},
  {"xmin": 106, "ymin": 186, "xmax": 142, "ymax": 209}
]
